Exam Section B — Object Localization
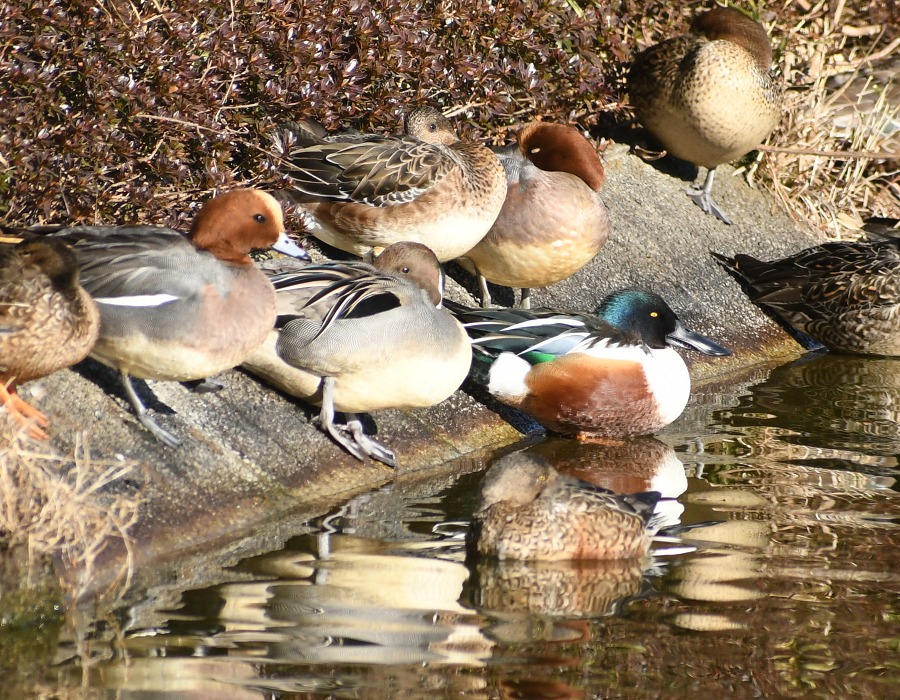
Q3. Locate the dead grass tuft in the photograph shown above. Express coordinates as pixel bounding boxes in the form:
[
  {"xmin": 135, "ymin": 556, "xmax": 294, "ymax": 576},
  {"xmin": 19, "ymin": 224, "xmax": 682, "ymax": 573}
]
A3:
[
  {"xmin": 0, "ymin": 419, "xmax": 141, "ymax": 598},
  {"xmin": 755, "ymin": 2, "xmax": 899, "ymax": 239}
]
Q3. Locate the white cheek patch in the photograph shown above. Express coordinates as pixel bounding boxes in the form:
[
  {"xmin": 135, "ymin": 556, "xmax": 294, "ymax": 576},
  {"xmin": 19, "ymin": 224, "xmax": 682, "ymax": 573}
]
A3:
[{"xmin": 94, "ymin": 294, "xmax": 180, "ymax": 307}]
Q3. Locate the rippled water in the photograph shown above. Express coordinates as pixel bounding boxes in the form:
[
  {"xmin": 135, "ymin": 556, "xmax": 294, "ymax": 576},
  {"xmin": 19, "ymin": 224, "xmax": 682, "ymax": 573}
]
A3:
[{"xmin": 51, "ymin": 353, "xmax": 900, "ymax": 698}]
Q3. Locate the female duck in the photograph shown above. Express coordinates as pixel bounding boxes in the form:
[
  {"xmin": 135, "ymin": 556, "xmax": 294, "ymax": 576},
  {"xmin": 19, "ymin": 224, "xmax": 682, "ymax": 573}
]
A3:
[
  {"xmin": 274, "ymin": 107, "xmax": 507, "ymax": 262},
  {"xmin": 713, "ymin": 235, "xmax": 900, "ymax": 356},
  {"xmin": 44, "ymin": 189, "xmax": 308, "ymax": 447},
  {"xmin": 0, "ymin": 238, "xmax": 100, "ymax": 439},
  {"xmin": 628, "ymin": 7, "xmax": 782, "ymax": 224},
  {"xmin": 448, "ymin": 289, "xmax": 730, "ymax": 438},
  {"xmin": 469, "ymin": 451, "xmax": 662, "ymax": 561},
  {"xmin": 241, "ymin": 241, "xmax": 472, "ymax": 467},
  {"xmin": 458, "ymin": 121, "xmax": 610, "ymax": 308}
]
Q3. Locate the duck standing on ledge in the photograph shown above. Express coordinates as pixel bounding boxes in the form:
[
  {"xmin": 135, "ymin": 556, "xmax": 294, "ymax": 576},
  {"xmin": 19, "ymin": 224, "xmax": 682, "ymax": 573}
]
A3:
[
  {"xmin": 40, "ymin": 190, "xmax": 309, "ymax": 447},
  {"xmin": 242, "ymin": 242, "xmax": 471, "ymax": 467},
  {"xmin": 458, "ymin": 121, "xmax": 610, "ymax": 308},
  {"xmin": 448, "ymin": 289, "xmax": 730, "ymax": 438},
  {"xmin": 628, "ymin": 6, "xmax": 783, "ymax": 224},
  {"xmin": 275, "ymin": 106, "xmax": 507, "ymax": 262},
  {"xmin": 0, "ymin": 238, "xmax": 100, "ymax": 439}
]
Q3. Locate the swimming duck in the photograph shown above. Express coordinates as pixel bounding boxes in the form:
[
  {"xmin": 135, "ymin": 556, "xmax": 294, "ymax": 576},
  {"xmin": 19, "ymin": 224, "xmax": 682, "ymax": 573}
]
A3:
[
  {"xmin": 39, "ymin": 190, "xmax": 309, "ymax": 447},
  {"xmin": 0, "ymin": 238, "xmax": 100, "ymax": 439},
  {"xmin": 241, "ymin": 241, "xmax": 472, "ymax": 467},
  {"xmin": 468, "ymin": 451, "xmax": 662, "ymax": 560},
  {"xmin": 713, "ymin": 236, "xmax": 900, "ymax": 356},
  {"xmin": 273, "ymin": 106, "xmax": 507, "ymax": 262},
  {"xmin": 628, "ymin": 7, "xmax": 783, "ymax": 224},
  {"xmin": 457, "ymin": 121, "xmax": 610, "ymax": 308},
  {"xmin": 447, "ymin": 289, "xmax": 730, "ymax": 438}
]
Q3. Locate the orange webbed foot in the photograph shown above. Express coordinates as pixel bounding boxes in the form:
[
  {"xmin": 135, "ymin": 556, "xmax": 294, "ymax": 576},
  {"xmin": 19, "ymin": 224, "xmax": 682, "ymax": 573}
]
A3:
[{"xmin": 0, "ymin": 382, "xmax": 50, "ymax": 440}]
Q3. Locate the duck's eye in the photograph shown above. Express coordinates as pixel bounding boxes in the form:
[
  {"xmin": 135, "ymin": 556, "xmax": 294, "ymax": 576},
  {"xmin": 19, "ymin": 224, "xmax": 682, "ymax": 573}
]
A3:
[
  {"xmin": 650, "ymin": 311, "xmax": 659, "ymax": 318},
  {"xmin": 253, "ymin": 213, "xmax": 266, "ymax": 223},
  {"xmin": 530, "ymin": 147, "xmax": 541, "ymax": 155},
  {"xmin": 402, "ymin": 266, "xmax": 411, "ymax": 273}
]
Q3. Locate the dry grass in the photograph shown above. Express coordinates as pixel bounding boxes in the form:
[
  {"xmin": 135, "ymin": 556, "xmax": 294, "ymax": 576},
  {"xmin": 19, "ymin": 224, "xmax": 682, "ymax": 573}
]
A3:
[
  {"xmin": 0, "ymin": 419, "xmax": 141, "ymax": 598},
  {"xmin": 754, "ymin": 0, "xmax": 899, "ymax": 238}
]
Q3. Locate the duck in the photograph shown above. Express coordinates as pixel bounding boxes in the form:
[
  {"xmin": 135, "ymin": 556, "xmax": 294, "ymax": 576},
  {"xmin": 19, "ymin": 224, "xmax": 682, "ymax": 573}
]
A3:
[
  {"xmin": 272, "ymin": 106, "xmax": 507, "ymax": 262},
  {"xmin": 241, "ymin": 241, "xmax": 472, "ymax": 467},
  {"xmin": 627, "ymin": 6, "xmax": 783, "ymax": 225},
  {"xmin": 31, "ymin": 189, "xmax": 309, "ymax": 447},
  {"xmin": 468, "ymin": 451, "xmax": 663, "ymax": 560},
  {"xmin": 457, "ymin": 121, "xmax": 610, "ymax": 308},
  {"xmin": 446, "ymin": 288, "xmax": 731, "ymax": 438},
  {"xmin": 0, "ymin": 238, "xmax": 100, "ymax": 439},
  {"xmin": 712, "ymin": 235, "xmax": 900, "ymax": 356}
]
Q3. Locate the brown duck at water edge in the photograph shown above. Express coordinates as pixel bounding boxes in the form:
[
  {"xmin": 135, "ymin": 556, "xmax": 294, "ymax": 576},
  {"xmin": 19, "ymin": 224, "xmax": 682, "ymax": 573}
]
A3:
[
  {"xmin": 275, "ymin": 106, "xmax": 507, "ymax": 263},
  {"xmin": 628, "ymin": 6, "xmax": 783, "ymax": 225},
  {"xmin": 0, "ymin": 238, "xmax": 100, "ymax": 439},
  {"xmin": 468, "ymin": 452, "xmax": 662, "ymax": 561},
  {"xmin": 457, "ymin": 121, "xmax": 610, "ymax": 308},
  {"xmin": 713, "ymin": 234, "xmax": 900, "ymax": 356}
]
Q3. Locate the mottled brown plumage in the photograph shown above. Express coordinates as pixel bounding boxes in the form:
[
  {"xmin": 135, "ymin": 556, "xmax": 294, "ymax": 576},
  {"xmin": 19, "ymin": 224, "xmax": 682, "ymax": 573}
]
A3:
[
  {"xmin": 0, "ymin": 238, "xmax": 99, "ymax": 438},
  {"xmin": 628, "ymin": 7, "xmax": 783, "ymax": 224},
  {"xmin": 275, "ymin": 107, "xmax": 507, "ymax": 262},
  {"xmin": 468, "ymin": 452, "xmax": 661, "ymax": 561},
  {"xmin": 713, "ymin": 236, "xmax": 900, "ymax": 356}
]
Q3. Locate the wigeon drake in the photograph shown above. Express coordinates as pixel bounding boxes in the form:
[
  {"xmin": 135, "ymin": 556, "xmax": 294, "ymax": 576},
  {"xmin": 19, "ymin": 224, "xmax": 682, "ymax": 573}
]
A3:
[
  {"xmin": 0, "ymin": 238, "xmax": 100, "ymax": 439},
  {"xmin": 242, "ymin": 241, "xmax": 471, "ymax": 467},
  {"xmin": 468, "ymin": 451, "xmax": 663, "ymax": 561},
  {"xmin": 40, "ymin": 189, "xmax": 309, "ymax": 447},
  {"xmin": 713, "ymin": 232, "xmax": 900, "ymax": 356},
  {"xmin": 458, "ymin": 121, "xmax": 610, "ymax": 308},
  {"xmin": 273, "ymin": 106, "xmax": 507, "ymax": 262},
  {"xmin": 628, "ymin": 7, "xmax": 783, "ymax": 224},
  {"xmin": 447, "ymin": 289, "xmax": 730, "ymax": 438}
]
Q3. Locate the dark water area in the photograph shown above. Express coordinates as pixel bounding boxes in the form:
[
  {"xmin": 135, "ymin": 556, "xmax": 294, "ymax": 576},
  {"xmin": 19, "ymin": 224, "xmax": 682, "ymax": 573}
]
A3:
[{"xmin": 49, "ymin": 353, "xmax": 899, "ymax": 698}]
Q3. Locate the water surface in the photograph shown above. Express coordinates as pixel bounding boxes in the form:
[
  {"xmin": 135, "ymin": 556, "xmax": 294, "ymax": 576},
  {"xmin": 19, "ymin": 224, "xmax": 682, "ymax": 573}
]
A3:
[{"xmin": 51, "ymin": 353, "xmax": 900, "ymax": 698}]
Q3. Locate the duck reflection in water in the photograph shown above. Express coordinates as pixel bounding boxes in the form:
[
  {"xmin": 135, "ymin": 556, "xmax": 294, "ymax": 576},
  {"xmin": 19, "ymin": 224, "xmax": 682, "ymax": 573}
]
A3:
[{"xmin": 721, "ymin": 352, "xmax": 900, "ymax": 460}]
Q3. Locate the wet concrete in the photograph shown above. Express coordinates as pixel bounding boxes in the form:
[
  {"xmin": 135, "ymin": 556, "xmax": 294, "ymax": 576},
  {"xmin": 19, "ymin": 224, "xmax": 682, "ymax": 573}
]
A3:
[{"xmin": 18, "ymin": 146, "xmax": 823, "ymax": 595}]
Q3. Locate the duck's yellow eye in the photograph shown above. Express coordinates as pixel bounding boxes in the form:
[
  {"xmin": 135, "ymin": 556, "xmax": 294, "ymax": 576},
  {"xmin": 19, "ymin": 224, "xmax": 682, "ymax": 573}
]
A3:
[{"xmin": 650, "ymin": 311, "xmax": 659, "ymax": 318}]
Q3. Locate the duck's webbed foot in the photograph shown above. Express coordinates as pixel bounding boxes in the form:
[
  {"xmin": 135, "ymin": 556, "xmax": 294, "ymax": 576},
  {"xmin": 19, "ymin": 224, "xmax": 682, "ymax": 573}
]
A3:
[
  {"xmin": 317, "ymin": 377, "xmax": 397, "ymax": 468},
  {"xmin": 120, "ymin": 371, "xmax": 182, "ymax": 448},
  {"xmin": 686, "ymin": 168, "xmax": 733, "ymax": 225}
]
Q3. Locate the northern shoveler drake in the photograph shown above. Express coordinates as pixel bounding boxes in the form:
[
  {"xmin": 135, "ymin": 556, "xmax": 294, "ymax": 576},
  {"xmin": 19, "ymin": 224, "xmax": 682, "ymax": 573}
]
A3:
[
  {"xmin": 0, "ymin": 238, "xmax": 100, "ymax": 439},
  {"xmin": 33, "ymin": 190, "xmax": 309, "ymax": 447},
  {"xmin": 468, "ymin": 451, "xmax": 663, "ymax": 560},
  {"xmin": 272, "ymin": 106, "xmax": 507, "ymax": 262},
  {"xmin": 713, "ymin": 234, "xmax": 900, "ymax": 356},
  {"xmin": 628, "ymin": 7, "xmax": 783, "ymax": 224},
  {"xmin": 241, "ymin": 241, "xmax": 472, "ymax": 467},
  {"xmin": 447, "ymin": 289, "xmax": 730, "ymax": 438},
  {"xmin": 457, "ymin": 121, "xmax": 610, "ymax": 308}
]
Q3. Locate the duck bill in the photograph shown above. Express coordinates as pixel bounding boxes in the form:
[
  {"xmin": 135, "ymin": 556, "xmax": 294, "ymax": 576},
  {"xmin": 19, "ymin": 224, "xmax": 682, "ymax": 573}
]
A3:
[
  {"xmin": 666, "ymin": 320, "xmax": 731, "ymax": 356},
  {"xmin": 272, "ymin": 231, "xmax": 311, "ymax": 261}
]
